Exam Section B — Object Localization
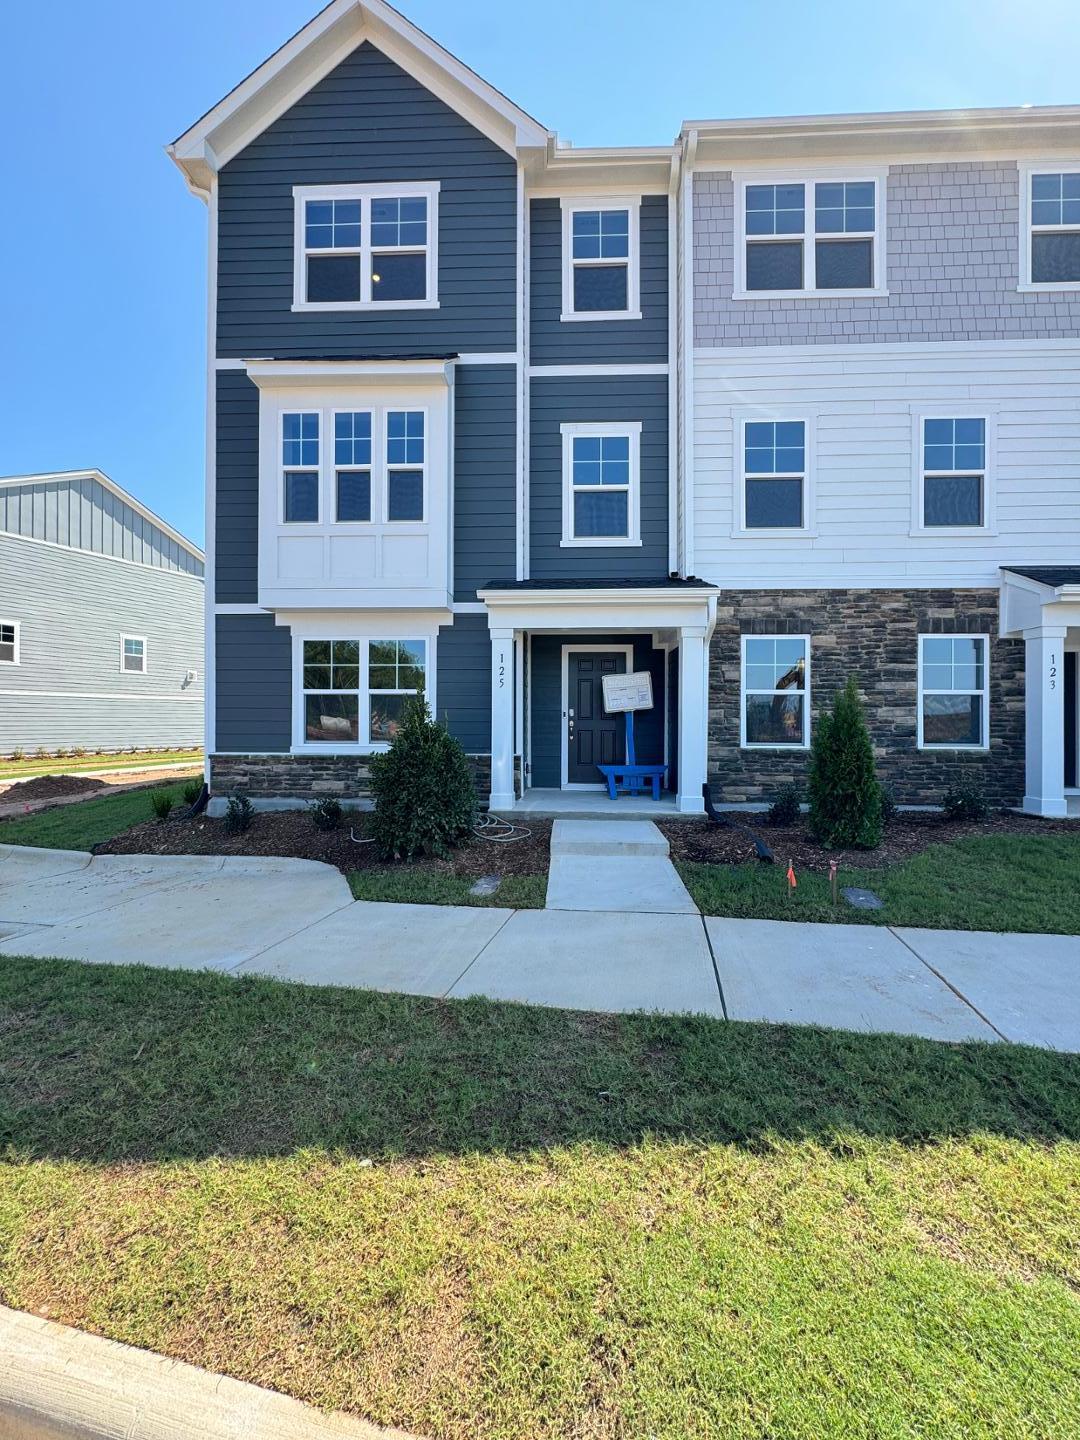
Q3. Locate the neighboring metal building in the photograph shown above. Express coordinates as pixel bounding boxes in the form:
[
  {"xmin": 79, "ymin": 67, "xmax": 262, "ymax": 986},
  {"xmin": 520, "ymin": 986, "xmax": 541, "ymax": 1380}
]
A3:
[{"xmin": 0, "ymin": 470, "xmax": 204, "ymax": 755}]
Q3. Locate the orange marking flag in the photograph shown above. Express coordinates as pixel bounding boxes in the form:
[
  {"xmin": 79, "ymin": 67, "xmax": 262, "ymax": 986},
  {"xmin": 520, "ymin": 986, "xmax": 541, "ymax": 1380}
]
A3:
[{"xmin": 786, "ymin": 860, "xmax": 797, "ymax": 890}]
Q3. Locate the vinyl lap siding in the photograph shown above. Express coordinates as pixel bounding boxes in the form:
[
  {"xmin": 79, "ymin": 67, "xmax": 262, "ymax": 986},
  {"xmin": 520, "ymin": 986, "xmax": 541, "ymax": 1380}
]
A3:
[
  {"xmin": 216, "ymin": 370, "xmax": 260, "ymax": 603},
  {"xmin": 216, "ymin": 41, "xmax": 518, "ymax": 359},
  {"xmin": 215, "ymin": 614, "xmax": 292, "ymax": 752},
  {"xmin": 435, "ymin": 614, "xmax": 490, "ymax": 751},
  {"xmin": 453, "ymin": 364, "xmax": 516, "ymax": 602}
]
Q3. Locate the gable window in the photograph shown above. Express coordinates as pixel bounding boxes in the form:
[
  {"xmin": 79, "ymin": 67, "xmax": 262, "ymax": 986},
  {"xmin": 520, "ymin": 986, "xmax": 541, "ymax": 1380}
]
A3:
[
  {"xmin": 386, "ymin": 411, "xmax": 425, "ymax": 522},
  {"xmin": 918, "ymin": 635, "xmax": 989, "ymax": 749},
  {"xmin": 560, "ymin": 422, "xmax": 642, "ymax": 546},
  {"xmin": 293, "ymin": 183, "xmax": 439, "ymax": 311},
  {"xmin": 120, "ymin": 635, "xmax": 146, "ymax": 674},
  {"xmin": 334, "ymin": 411, "xmax": 372, "ymax": 523},
  {"xmin": 299, "ymin": 638, "xmax": 429, "ymax": 748},
  {"xmin": 741, "ymin": 636, "xmax": 810, "ymax": 749},
  {"xmin": 1022, "ymin": 167, "xmax": 1080, "ymax": 288},
  {"xmin": 741, "ymin": 420, "xmax": 807, "ymax": 531},
  {"xmin": 0, "ymin": 621, "xmax": 19, "ymax": 664},
  {"xmin": 282, "ymin": 412, "xmax": 319, "ymax": 523},
  {"xmin": 561, "ymin": 198, "xmax": 641, "ymax": 320},
  {"xmin": 369, "ymin": 640, "xmax": 426, "ymax": 742},
  {"xmin": 737, "ymin": 172, "xmax": 885, "ymax": 297},
  {"xmin": 919, "ymin": 417, "xmax": 987, "ymax": 529}
]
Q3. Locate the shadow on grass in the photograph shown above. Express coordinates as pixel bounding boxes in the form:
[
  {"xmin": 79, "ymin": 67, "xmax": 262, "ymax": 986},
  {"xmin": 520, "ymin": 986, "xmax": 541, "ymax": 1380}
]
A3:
[{"xmin": 1, "ymin": 956, "xmax": 1078, "ymax": 1164}]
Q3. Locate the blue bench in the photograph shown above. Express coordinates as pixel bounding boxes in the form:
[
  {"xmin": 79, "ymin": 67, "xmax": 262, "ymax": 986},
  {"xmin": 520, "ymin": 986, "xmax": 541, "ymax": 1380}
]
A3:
[{"xmin": 596, "ymin": 710, "xmax": 667, "ymax": 801}]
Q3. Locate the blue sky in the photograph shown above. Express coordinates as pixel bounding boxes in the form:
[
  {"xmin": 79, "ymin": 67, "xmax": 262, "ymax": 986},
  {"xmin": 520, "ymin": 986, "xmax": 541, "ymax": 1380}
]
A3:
[{"xmin": 4, "ymin": 0, "xmax": 1078, "ymax": 547}]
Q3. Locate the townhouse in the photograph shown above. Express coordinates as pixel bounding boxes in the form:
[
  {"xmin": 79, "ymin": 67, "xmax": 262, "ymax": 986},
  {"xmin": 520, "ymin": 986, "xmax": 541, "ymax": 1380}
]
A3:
[{"xmin": 170, "ymin": 0, "xmax": 1080, "ymax": 820}]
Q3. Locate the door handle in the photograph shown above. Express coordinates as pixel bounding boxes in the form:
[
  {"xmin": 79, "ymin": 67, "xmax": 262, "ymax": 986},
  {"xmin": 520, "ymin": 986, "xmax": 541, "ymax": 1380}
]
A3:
[{"xmin": 567, "ymin": 707, "xmax": 575, "ymax": 738}]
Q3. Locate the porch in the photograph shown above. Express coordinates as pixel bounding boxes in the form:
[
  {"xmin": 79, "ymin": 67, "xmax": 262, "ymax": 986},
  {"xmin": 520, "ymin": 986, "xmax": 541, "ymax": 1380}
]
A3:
[{"xmin": 502, "ymin": 787, "xmax": 682, "ymax": 818}]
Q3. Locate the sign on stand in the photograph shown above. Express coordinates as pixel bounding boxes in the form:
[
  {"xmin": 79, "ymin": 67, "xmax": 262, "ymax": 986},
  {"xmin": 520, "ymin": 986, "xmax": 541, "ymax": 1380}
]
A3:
[{"xmin": 602, "ymin": 670, "xmax": 653, "ymax": 714}]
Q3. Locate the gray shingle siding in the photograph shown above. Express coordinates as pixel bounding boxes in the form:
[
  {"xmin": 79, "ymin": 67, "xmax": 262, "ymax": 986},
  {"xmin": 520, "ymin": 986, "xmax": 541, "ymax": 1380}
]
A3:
[
  {"xmin": 694, "ymin": 162, "xmax": 1080, "ymax": 346},
  {"xmin": 453, "ymin": 364, "xmax": 516, "ymax": 602},
  {"xmin": 529, "ymin": 195, "xmax": 669, "ymax": 364},
  {"xmin": 215, "ymin": 370, "xmax": 260, "ymax": 604},
  {"xmin": 215, "ymin": 613, "xmax": 292, "ymax": 752},
  {"xmin": 216, "ymin": 41, "xmax": 518, "ymax": 359},
  {"xmin": 435, "ymin": 613, "xmax": 490, "ymax": 751},
  {"xmin": 529, "ymin": 375, "xmax": 668, "ymax": 580}
]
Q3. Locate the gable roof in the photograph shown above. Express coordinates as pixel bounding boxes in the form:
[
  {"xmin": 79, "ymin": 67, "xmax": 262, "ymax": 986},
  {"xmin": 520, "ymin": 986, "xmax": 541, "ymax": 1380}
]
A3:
[{"xmin": 168, "ymin": 0, "xmax": 551, "ymax": 195}]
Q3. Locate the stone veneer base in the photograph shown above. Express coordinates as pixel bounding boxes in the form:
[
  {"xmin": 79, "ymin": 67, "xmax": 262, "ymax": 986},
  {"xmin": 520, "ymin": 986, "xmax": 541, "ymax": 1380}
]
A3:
[{"xmin": 210, "ymin": 752, "xmax": 496, "ymax": 803}]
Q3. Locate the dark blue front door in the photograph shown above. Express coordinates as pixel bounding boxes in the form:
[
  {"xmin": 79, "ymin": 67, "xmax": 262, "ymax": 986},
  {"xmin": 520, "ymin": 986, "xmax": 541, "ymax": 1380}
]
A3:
[{"xmin": 567, "ymin": 650, "xmax": 626, "ymax": 784}]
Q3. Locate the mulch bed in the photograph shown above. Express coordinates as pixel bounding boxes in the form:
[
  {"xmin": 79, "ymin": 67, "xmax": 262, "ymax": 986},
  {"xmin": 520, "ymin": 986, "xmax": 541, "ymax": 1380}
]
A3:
[
  {"xmin": 96, "ymin": 809, "xmax": 552, "ymax": 879},
  {"xmin": 0, "ymin": 774, "xmax": 108, "ymax": 803},
  {"xmin": 659, "ymin": 810, "xmax": 1080, "ymax": 871}
]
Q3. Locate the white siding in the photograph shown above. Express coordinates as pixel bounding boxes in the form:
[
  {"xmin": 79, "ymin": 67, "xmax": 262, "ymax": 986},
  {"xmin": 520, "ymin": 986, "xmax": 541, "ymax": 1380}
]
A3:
[{"xmin": 691, "ymin": 340, "xmax": 1080, "ymax": 588}]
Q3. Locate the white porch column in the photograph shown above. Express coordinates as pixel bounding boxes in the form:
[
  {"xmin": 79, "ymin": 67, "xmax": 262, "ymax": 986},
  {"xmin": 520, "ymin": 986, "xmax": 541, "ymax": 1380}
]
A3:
[
  {"xmin": 1023, "ymin": 624, "xmax": 1068, "ymax": 817},
  {"xmin": 489, "ymin": 626, "xmax": 516, "ymax": 811},
  {"xmin": 677, "ymin": 625, "xmax": 708, "ymax": 813}
]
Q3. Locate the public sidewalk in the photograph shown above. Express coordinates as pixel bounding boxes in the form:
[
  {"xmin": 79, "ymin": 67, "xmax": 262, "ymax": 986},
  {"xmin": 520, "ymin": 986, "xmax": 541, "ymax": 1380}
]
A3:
[{"xmin": 1, "ymin": 842, "xmax": 1077, "ymax": 1051}]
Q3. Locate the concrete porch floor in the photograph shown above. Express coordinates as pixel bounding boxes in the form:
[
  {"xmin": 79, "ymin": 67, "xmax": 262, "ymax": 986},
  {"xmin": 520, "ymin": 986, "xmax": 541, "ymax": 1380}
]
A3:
[{"xmin": 497, "ymin": 787, "xmax": 688, "ymax": 819}]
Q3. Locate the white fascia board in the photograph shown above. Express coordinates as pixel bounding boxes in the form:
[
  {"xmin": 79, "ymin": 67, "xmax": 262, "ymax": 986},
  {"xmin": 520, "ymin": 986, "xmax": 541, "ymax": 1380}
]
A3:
[
  {"xmin": 168, "ymin": 0, "xmax": 550, "ymax": 189},
  {"xmin": 244, "ymin": 358, "xmax": 453, "ymax": 388},
  {"xmin": 0, "ymin": 468, "xmax": 204, "ymax": 564},
  {"xmin": 682, "ymin": 104, "xmax": 1080, "ymax": 140},
  {"xmin": 476, "ymin": 589, "xmax": 717, "ymax": 634}
]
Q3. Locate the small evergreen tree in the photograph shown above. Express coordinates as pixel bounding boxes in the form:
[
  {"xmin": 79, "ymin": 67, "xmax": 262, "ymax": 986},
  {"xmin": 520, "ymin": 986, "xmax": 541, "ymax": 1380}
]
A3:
[
  {"xmin": 369, "ymin": 694, "xmax": 476, "ymax": 860},
  {"xmin": 807, "ymin": 677, "xmax": 883, "ymax": 849}
]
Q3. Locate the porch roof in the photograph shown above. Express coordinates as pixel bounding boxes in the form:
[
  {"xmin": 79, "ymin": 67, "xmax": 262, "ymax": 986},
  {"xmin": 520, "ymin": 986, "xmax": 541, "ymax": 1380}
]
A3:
[
  {"xmin": 1001, "ymin": 565, "xmax": 1080, "ymax": 590},
  {"xmin": 480, "ymin": 577, "xmax": 718, "ymax": 592}
]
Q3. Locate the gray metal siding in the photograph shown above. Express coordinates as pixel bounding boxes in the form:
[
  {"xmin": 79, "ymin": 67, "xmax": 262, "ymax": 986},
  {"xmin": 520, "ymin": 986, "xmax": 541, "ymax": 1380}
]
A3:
[
  {"xmin": 215, "ymin": 613, "xmax": 292, "ymax": 752},
  {"xmin": 0, "ymin": 532, "xmax": 204, "ymax": 754},
  {"xmin": 217, "ymin": 41, "xmax": 518, "ymax": 359},
  {"xmin": 529, "ymin": 375, "xmax": 668, "ymax": 580},
  {"xmin": 453, "ymin": 364, "xmax": 516, "ymax": 601},
  {"xmin": 435, "ymin": 613, "xmax": 490, "ymax": 751},
  {"xmin": 216, "ymin": 370, "xmax": 260, "ymax": 603},
  {"xmin": 529, "ymin": 194, "xmax": 669, "ymax": 365},
  {"xmin": 0, "ymin": 476, "xmax": 202, "ymax": 575},
  {"xmin": 529, "ymin": 634, "xmax": 665, "ymax": 788}
]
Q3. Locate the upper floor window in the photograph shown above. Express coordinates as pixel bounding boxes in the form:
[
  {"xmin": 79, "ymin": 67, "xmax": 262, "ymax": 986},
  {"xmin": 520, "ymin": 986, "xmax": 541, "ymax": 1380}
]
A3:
[
  {"xmin": 560, "ymin": 422, "xmax": 642, "ymax": 546},
  {"xmin": 0, "ymin": 621, "xmax": 19, "ymax": 664},
  {"xmin": 740, "ymin": 419, "xmax": 808, "ymax": 533},
  {"xmin": 735, "ymin": 172, "xmax": 885, "ymax": 298},
  {"xmin": 120, "ymin": 635, "xmax": 147, "ymax": 674},
  {"xmin": 334, "ymin": 412, "xmax": 372, "ymax": 523},
  {"xmin": 386, "ymin": 411, "xmax": 425, "ymax": 522},
  {"xmin": 292, "ymin": 183, "xmax": 440, "ymax": 311},
  {"xmin": 561, "ymin": 198, "xmax": 641, "ymax": 321},
  {"xmin": 1022, "ymin": 166, "xmax": 1080, "ymax": 288},
  {"xmin": 918, "ymin": 417, "xmax": 988, "ymax": 530},
  {"xmin": 282, "ymin": 412, "xmax": 320, "ymax": 523},
  {"xmin": 918, "ymin": 635, "xmax": 989, "ymax": 750}
]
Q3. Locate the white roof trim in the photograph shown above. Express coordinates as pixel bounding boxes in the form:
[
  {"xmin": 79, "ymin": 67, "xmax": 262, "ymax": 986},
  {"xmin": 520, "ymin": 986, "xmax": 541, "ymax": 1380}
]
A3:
[
  {"xmin": 244, "ymin": 357, "xmax": 453, "ymax": 387},
  {"xmin": 0, "ymin": 469, "xmax": 204, "ymax": 564},
  {"xmin": 168, "ymin": 0, "xmax": 550, "ymax": 192},
  {"xmin": 683, "ymin": 104, "xmax": 1080, "ymax": 138}
]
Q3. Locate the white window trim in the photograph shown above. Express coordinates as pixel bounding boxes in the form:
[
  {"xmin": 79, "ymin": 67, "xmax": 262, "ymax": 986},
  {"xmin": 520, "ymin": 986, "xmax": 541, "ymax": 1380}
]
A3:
[
  {"xmin": 910, "ymin": 410, "xmax": 996, "ymax": 537},
  {"xmin": 281, "ymin": 409, "xmax": 321, "ymax": 526},
  {"xmin": 292, "ymin": 181, "xmax": 441, "ymax": 313},
  {"xmin": 384, "ymin": 407, "xmax": 429, "ymax": 526},
  {"xmin": 917, "ymin": 633, "xmax": 990, "ymax": 752},
  {"xmin": 560, "ymin": 196, "xmax": 642, "ymax": 322},
  {"xmin": 559, "ymin": 421, "xmax": 642, "ymax": 548},
  {"xmin": 739, "ymin": 634, "xmax": 811, "ymax": 751},
  {"xmin": 733, "ymin": 414, "xmax": 815, "ymax": 538},
  {"xmin": 292, "ymin": 633, "xmax": 435, "ymax": 755},
  {"xmin": 330, "ymin": 407, "xmax": 375, "ymax": 527},
  {"xmin": 732, "ymin": 166, "xmax": 888, "ymax": 301},
  {"xmin": 119, "ymin": 634, "xmax": 147, "ymax": 675},
  {"xmin": 1017, "ymin": 161, "xmax": 1080, "ymax": 292},
  {"xmin": 0, "ymin": 619, "xmax": 20, "ymax": 665}
]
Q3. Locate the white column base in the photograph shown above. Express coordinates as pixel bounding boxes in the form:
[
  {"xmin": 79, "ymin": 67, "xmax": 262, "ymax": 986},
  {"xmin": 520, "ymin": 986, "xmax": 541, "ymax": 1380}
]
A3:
[
  {"xmin": 676, "ymin": 793, "xmax": 705, "ymax": 813},
  {"xmin": 488, "ymin": 792, "xmax": 516, "ymax": 813},
  {"xmin": 1022, "ymin": 794, "xmax": 1069, "ymax": 818}
]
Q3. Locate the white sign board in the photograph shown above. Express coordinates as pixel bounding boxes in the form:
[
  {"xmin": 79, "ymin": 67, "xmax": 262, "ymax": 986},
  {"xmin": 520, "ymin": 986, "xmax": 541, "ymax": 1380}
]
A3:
[{"xmin": 602, "ymin": 670, "xmax": 654, "ymax": 713}]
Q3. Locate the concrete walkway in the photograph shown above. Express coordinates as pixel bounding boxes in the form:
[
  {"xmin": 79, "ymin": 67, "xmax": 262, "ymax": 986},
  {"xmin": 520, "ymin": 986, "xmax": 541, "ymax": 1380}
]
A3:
[
  {"xmin": 1, "ymin": 843, "xmax": 1077, "ymax": 1050},
  {"xmin": 545, "ymin": 819, "xmax": 697, "ymax": 914}
]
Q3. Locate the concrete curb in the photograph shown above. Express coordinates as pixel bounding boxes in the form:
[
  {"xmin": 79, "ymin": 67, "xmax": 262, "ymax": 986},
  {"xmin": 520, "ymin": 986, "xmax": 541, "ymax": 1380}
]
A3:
[{"xmin": 0, "ymin": 1305, "xmax": 419, "ymax": 1440}]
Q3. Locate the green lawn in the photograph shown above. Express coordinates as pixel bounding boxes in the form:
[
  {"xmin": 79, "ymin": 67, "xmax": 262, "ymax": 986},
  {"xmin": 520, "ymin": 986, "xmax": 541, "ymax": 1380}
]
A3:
[
  {"xmin": 0, "ymin": 749, "xmax": 201, "ymax": 781},
  {"xmin": 679, "ymin": 832, "xmax": 1080, "ymax": 934},
  {"xmin": 349, "ymin": 867, "xmax": 546, "ymax": 908},
  {"xmin": 0, "ymin": 782, "xmax": 191, "ymax": 852},
  {"xmin": 1, "ymin": 957, "xmax": 1078, "ymax": 1440}
]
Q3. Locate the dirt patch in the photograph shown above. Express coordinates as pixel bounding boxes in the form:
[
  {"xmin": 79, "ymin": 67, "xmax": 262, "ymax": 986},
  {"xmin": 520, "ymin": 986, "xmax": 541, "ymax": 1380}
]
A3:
[
  {"xmin": 95, "ymin": 808, "xmax": 552, "ymax": 879},
  {"xmin": 0, "ymin": 773, "xmax": 108, "ymax": 803},
  {"xmin": 659, "ymin": 809, "xmax": 1080, "ymax": 871}
]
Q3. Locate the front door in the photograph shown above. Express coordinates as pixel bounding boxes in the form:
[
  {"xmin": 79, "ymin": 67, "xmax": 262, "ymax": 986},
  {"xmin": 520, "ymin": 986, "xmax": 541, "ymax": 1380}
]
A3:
[{"xmin": 566, "ymin": 649, "xmax": 627, "ymax": 785}]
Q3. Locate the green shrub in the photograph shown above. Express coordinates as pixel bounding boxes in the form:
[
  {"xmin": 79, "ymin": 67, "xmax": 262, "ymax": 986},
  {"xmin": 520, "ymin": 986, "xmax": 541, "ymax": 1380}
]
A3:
[
  {"xmin": 223, "ymin": 791, "xmax": 254, "ymax": 835},
  {"xmin": 11, "ymin": 747, "xmax": 24, "ymax": 762},
  {"xmin": 880, "ymin": 786, "xmax": 898, "ymax": 826},
  {"xmin": 150, "ymin": 790, "xmax": 175, "ymax": 822},
  {"xmin": 309, "ymin": 796, "xmax": 343, "ymax": 831},
  {"xmin": 942, "ymin": 779, "xmax": 990, "ymax": 821},
  {"xmin": 767, "ymin": 784, "xmax": 802, "ymax": 826},
  {"xmin": 369, "ymin": 694, "xmax": 476, "ymax": 860},
  {"xmin": 807, "ymin": 677, "xmax": 883, "ymax": 849},
  {"xmin": 181, "ymin": 778, "xmax": 203, "ymax": 807}
]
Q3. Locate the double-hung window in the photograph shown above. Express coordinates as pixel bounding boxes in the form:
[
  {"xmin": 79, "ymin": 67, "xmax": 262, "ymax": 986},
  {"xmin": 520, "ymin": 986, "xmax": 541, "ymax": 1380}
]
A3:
[
  {"xmin": 282, "ymin": 412, "xmax": 320, "ymax": 523},
  {"xmin": 561, "ymin": 199, "xmax": 640, "ymax": 319},
  {"xmin": 293, "ymin": 183, "xmax": 439, "ymax": 309},
  {"xmin": 1022, "ymin": 166, "xmax": 1080, "ymax": 287},
  {"xmin": 386, "ymin": 411, "xmax": 425, "ymax": 522},
  {"xmin": 741, "ymin": 636, "xmax": 810, "ymax": 748},
  {"xmin": 120, "ymin": 635, "xmax": 146, "ymax": 674},
  {"xmin": 919, "ymin": 417, "xmax": 987, "ymax": 530},
  {"xmin": 0, "ymin": 621, "xmax": 20, "ymax": 664},
  {"xmin": 368, "ymin": 640, "xmax": 427, "ymax": 742},
  {"xmin": 334, "ymin": 412, "xmax": 372, "ymax": 523},
  {"xmin": 560, "ymin": 422, "xmax": 641, "ymax": 545},
  {"xmin": 300, "ymin": 638, "xmax": 427, "ymax": 747},
  {"xmin": 918, "ymin": 635, "xmax": 989, "ymax": 749},
  {"xmin": 302, "ymin": 640, "xmax": 360, "ymax": 743},
  {"xmin": 741, "ymin": 420, "xmax": 807, "ymax": 531},
  {"xmin": 738, "ymin": 173, "xmax": 884, "ymax": 296},
  {"xmin": 281, "ymin": 407, "xmax": 425, "ymax": 525}
]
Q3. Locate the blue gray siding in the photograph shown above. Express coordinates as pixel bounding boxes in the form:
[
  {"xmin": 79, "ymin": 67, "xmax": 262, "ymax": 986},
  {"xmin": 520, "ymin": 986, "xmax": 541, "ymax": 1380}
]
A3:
[
  {"xmin": 694, "ymin": 162, "xmax": 1080, "ymax": 347},
  {"xmin": 529, "ymin": 374, "xmax": 668, "ymax": 580},
  {"xmin": 435, "ymin": 613, "xmax": 490, "ymax": 752},
  {"xmin": 529, "ymin": 634, "xmax": 665, "ymax": 788},
  {"xmin": 0, "ymin": 475, "xmax": 202, "ymax": 575},
  {"xmin": 529, "ymin": 194, "xmax": 669, "ymax": 365},
  {"xmin": 215, "ymin": 370, "xmax": 260, "ymax": 604},
  {"xmin": 453, "ymin": 364, "xmax": 516, "ymax": 601},
  {"xmin": 215, "ymin": 613, "xmax": 292, "ymax": 752},
  {"xmin": 217, "ymin": 41, "xmax": 518, "ymax": 359}
]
